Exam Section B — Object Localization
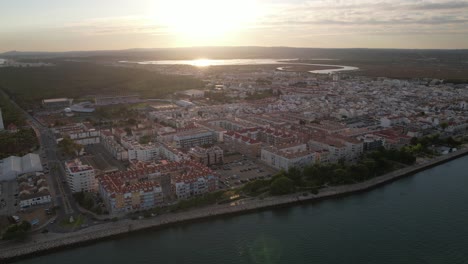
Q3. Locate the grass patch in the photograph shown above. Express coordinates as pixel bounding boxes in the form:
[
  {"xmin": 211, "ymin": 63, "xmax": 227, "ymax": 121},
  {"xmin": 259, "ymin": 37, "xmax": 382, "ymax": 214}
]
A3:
[{"xmin": 60, "ymin": 214, "xmax": 85, "ymax": 228}]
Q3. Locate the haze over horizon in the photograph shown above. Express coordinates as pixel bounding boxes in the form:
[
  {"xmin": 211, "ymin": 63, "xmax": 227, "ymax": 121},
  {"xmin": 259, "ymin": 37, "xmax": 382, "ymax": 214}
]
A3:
[{"xmin": 1, "ymin": 0, "xmax": 468, "ymax": 52}]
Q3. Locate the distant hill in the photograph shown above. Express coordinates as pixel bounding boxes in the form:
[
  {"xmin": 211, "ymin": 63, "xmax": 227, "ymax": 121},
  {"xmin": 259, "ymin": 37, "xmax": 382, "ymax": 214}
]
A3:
[
  {"xmin": 2, "ymin": 46, "xmax": 468, "ymax": 61},
  {"xmin": 1, "ymin": 46, "xmax": 467, "ymax": 80}
]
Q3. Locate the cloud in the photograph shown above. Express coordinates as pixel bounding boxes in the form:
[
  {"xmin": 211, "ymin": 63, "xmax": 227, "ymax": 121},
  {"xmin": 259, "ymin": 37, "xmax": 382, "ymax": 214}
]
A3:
[
  {"xmin": 249, "ymin": 0, "xmax": 468, "ymax": 36},
  {"xmin": 62, "ymin": 16, "xmax": 169, "ymax": 36}
]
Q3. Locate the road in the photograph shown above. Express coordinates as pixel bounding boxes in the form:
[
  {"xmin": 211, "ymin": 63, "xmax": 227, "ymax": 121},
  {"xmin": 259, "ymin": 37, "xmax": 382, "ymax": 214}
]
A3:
[{"xmin": 0, "ymin": 90, "xmax": 80, "ymax": 230}]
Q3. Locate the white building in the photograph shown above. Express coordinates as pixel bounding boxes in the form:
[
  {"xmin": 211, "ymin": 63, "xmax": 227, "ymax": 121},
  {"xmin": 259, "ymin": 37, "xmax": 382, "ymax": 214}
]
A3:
[
  {"xmin": 0, "ymin": 108, "xmax": 4, "ymax": 130},
  {"xmin": 127, "ymin": 144, "xmax": 160, "ymax": 162},
  {"xmin": 0, "ymin": 153, "xmax": 43, "ymax": 181},
  {"xmin": 54, "ymin": 122, "xmax": 100, "ymax": 145},
  {"xmin": 308, "ymin": 135, "xmax": 364, "ymax": 163},
  {"xmin": 18, "ymin": 173, "xmax": 52, "ymax": 208},
  {"xmin": 261, "ymin": 144, "xmax": 317, "ymax": 171},
  {"xmin": 171, "ymin": 162, "xmax": 218, "ymax": 199},
  {"xmin": 159, "ymin": 143, "xmax": 190, "ymax": 162},
  {"xmin": 181, "ymin": 89, "xmax": 205, "ymax": 98},
  {"xmin": 100, "ymin": 130, "xmax": 128, "ymax": 160},
  {"xmin": 380, "ymin": 116, "xmax": 408, "ymax": 128},
  {"xmin": 65, "ymin": 159, "xmax": 97, "ymax": 192}
]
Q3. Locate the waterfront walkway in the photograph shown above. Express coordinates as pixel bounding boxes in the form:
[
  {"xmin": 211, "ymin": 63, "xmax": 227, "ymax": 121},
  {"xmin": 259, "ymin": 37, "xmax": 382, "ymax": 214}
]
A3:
[{"xmin": 1, "ymin": 148, "xmax": 468, "ymax": 262}]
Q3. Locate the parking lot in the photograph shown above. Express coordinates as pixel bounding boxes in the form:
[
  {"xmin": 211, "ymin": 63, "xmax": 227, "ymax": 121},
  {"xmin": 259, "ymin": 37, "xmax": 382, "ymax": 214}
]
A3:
[
  {"xmin": 213, "ymin": 154, "xmax": 277, "ymax": 189},
  {"xmin": 0, "ymin": 181, "xmax": 19, "ymax": 216},
  {"xmin": 84, "ymin": 144, "xmax": 126, "ymax": 172}
]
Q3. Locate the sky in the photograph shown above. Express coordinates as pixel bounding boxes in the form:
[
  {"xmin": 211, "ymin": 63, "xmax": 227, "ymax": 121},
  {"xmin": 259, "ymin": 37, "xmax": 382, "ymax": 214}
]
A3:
[{"xmin": 1, "ymin": 0, "xmax": 468, "ymax": 52}]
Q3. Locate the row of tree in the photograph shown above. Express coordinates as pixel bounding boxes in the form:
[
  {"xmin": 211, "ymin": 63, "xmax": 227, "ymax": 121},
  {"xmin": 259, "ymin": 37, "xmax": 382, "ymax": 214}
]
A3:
[
  {"xmin": 239, "ymin": 147, "xmax": 417, "ymax": 197},
  {"xmin": 0, "ymin": 129, "xmax": 39, "ymax": 159},
  {"xmin": 0, "ymin": 89, "xmax": 26, "ymax": 126}
]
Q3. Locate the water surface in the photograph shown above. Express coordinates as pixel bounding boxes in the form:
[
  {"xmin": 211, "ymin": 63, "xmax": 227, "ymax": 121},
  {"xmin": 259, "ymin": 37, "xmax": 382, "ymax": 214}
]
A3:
[
  {"xmin": 119, "ymin": 59, "xmax": 358, "ymax": 74},
  {"xmin": 18, "ymin": 156, "xmax": 468, "ymax": 264}
]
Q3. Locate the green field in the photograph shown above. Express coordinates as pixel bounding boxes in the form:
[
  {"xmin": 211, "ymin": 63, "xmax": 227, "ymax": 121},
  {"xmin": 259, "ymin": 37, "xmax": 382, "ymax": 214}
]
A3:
[{"xmin": 0, "ymin": 62, "xmax": 204, "ymax": 108}]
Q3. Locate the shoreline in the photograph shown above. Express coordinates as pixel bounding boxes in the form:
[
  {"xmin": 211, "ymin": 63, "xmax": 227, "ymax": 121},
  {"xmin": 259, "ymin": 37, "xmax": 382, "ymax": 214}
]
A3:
[{"xmin": 1, "ymin": 148, "xmax": 468, "ymax": 263}]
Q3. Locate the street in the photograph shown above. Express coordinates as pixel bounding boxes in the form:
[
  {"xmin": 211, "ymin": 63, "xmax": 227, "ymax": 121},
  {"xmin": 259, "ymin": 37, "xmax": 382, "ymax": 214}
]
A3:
[{"xmin": 0, "ymin": 90, "xmax": 87, "ymax": 232}]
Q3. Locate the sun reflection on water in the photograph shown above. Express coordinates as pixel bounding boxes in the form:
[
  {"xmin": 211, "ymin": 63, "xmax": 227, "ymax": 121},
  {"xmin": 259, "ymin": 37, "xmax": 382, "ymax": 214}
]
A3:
[{"xmin": 191, "ymin": 59, "xmax": 212, "ymax": 67}]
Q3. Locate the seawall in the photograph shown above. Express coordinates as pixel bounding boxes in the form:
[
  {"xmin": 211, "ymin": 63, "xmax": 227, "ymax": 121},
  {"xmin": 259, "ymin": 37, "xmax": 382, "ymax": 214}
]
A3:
[{"xmin": 1, "ymin": 148, "xmax": 467, "ymax": 263}]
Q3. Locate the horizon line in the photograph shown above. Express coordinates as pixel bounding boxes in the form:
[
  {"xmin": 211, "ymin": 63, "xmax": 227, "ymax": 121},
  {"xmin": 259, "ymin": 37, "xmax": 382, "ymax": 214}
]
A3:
[{"xmin": 2, "ymin": 45, "xmax": 468, "ymax": 55}]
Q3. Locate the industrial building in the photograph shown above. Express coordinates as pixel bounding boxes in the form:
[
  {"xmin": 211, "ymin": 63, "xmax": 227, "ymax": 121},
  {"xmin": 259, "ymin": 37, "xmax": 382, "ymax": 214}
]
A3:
[
  {"xmin": 0, "ymin": 153, "xmax": 43, "ymax": 181},
  {"xmin": 94, "ymin": 95, "xmax": 140, "ymax": 106},
  {"xmin": 42, "ymin": 98, "xmax": 73, "ymax": 108}
]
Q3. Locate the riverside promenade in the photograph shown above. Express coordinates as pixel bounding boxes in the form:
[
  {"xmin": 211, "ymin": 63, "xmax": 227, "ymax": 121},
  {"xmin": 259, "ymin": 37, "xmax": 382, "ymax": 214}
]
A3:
[{"xmin": 1, "ymin": 147, "xmax": 468, "ymax": 262}]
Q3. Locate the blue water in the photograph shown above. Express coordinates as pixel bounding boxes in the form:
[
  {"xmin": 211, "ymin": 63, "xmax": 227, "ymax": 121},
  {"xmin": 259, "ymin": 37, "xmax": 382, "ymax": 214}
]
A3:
[{"xmin": 18, "ymin": 156, "xmax": 468, "ymax": 264}]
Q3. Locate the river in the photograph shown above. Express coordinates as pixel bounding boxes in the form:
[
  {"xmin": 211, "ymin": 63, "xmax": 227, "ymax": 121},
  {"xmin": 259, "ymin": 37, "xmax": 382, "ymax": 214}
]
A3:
[
  {"xmin": 119, "ymin": 59, "xmax": 359, "ymax": 74},
  {"xmin": 17, "ymin": 156, "xmax": 468, "ymax": 264}
]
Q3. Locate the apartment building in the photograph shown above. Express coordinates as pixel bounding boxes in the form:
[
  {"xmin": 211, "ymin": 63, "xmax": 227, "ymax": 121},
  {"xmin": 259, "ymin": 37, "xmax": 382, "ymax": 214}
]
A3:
[
  {"xmin": 65, "ymin": 159, "xmax": 97, "ymax": 193},
  {"xmin": 309, "ymin": 136, "xmax": 364, "ymax": 163},
  {"xmin": 100, "ymin": 130, "xmax": 129, "ymax": 160},
  {"xmin": 120, "ymin": 137, "xmax": 160, "ymax": 162},
  {"xmin": 173, "ymin": 128, "xmax": 214, "ymax": 149},
  {"xmin": 171, "ymin": 162, "xmax": 218, "ymax": 199},
  {"xmin": 223, "ymin": 131, "xmax": 262, "ymax": 157},
  {"xmin": 188, "ymin": 146, "xmax": 224, "ymax": 166},
  {"xmin": 54, "ymin": 122, "xmax": 100, "ymax": 145},
  {"xmin": 261, "ymin": 144, "xmax": 317, "ymax": 171},
  {"xmin": 99, "ymin": 170, "xmax": 163, "ymax": 214}
]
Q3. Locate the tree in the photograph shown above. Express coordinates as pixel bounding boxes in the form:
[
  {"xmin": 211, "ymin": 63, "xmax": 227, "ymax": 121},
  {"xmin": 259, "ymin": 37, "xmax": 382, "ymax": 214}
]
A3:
[
  {"xmin": 286, "ymin": 167, "xmax": 303, "ymax": 185},
  {"xmin": 124, "ymin": 127, "xmax": 132, "ymax": 136},
  {"xmin": 2, "ymin": 221, "xmax": 31, "ymax": 241},
  {"xmin": 139, "ymin": 135, "xmax": 152, "ymax": 144},
  {"xmin": 58, "ymin": 136, "xmax": 82, "ymax": 156},
  {"xmin": 18, "ymin": 220, "xmax": 31, "ymax": 231},
  {"xmin": 270, "ymin": 177, "xmax": 295, "ymax": 195},
  {"xmin": 440, "ymin": 122, "xmax": 449, "ymax": 130},
  {"xmin": 127, "ymin": 118, "xmax": 137, "ymax": 126}
]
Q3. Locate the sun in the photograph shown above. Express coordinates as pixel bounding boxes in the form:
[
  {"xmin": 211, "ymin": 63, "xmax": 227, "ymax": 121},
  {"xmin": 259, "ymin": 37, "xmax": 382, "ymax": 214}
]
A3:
[{"xmin": 152, "ymin": 0, "xmax": 258, "ymax": 42}]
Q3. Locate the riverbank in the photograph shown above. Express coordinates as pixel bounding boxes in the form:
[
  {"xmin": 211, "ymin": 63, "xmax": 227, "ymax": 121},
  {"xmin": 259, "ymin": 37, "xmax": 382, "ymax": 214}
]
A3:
[{"xmin": 1, "ymin": 148, "xmax": 468, "ymax": 263}]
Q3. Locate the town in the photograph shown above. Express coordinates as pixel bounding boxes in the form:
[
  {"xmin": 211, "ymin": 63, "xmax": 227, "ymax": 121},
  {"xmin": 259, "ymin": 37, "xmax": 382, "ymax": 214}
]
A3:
[{"xmin": 0, "ymin": 63, "xmax": 467, "ymax": 240}]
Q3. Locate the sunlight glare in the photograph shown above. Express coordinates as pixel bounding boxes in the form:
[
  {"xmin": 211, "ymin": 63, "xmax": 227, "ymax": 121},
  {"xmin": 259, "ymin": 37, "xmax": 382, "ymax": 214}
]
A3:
[
  {"xmin": 153, "ymin": 0, "xmax": 258, "ymax": 41},
  {"xmin": 191, "ymin": 59, "xmax": 212, "ymax": 67}
]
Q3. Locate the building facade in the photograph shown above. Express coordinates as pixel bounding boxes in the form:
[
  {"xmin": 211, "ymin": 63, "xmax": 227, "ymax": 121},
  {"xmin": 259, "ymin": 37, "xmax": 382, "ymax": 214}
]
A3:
[
  {"xmin": 188, "ymin": 146, "xmax": 224, "ymax": 166},
  {"xmin": 65, "ymin": 159, "xmax": 97, "ymax": 192},
  {"xmin": 18, "ymin": 173, "xmax": 52, "ymax": 208},
  {"xmin": 99, "ymin": 169, "xmax": 164, "ymax": 214},
  {"xmin": 173, "ymin": 128, "xmax": 214, "ymax": 149}
]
